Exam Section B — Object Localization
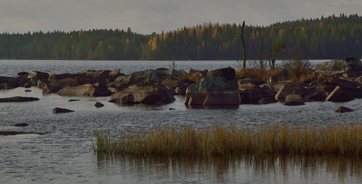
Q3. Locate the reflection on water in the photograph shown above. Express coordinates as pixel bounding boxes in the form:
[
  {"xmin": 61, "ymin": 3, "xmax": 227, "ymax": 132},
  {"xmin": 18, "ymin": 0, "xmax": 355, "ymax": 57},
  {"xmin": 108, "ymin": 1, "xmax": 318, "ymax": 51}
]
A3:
[{"xmin": 96, "ymin": 154, "xmax": 362, "ymax": 183}]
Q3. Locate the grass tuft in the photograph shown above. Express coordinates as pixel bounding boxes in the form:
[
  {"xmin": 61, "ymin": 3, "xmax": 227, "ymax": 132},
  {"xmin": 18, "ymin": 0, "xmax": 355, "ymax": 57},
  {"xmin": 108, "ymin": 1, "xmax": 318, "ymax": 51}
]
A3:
[{"xmin": 93, "ymin": 124, "xmax": 362, "ymax": 157}]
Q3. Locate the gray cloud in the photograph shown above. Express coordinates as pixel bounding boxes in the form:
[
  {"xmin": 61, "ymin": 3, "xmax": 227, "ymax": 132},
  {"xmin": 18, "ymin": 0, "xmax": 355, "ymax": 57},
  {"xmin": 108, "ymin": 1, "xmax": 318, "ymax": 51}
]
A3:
[{"xmin": 0, "ymin": 0, "xmax": 361, "ymax": 34}]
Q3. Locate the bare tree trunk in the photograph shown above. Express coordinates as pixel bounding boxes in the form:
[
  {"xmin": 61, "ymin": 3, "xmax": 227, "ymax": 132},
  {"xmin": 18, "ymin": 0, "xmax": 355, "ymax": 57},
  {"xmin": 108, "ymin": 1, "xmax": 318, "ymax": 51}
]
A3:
[{"xmin": 241, "ymin": 21, "xmax": 246, "ymax": 69}]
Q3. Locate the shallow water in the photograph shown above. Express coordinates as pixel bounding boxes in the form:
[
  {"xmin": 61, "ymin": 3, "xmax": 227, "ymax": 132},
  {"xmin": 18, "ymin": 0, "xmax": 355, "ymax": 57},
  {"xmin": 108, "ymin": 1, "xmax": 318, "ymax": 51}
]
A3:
[{"xmin": 0, "ymin": 60, "xmax": 361, "ymax": 183}]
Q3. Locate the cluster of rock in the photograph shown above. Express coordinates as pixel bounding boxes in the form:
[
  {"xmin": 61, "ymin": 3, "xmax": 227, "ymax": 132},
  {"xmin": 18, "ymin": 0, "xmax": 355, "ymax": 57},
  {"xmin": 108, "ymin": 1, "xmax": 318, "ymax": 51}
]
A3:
[{"xmin": 1, "ymin": 57, "xmax": 362, "ymax": 112}]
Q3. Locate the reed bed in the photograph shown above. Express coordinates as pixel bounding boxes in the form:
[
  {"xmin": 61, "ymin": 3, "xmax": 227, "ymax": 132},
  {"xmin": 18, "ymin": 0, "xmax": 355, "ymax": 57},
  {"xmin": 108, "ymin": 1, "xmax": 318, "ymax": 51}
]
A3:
[{"xmin": 92, "ymin": 124, "xmax": 362, "ymax": 157}]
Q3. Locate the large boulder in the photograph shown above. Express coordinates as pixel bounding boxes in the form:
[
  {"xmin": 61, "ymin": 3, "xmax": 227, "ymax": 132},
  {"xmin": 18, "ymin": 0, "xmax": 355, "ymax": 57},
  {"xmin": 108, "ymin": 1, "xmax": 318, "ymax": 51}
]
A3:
[
  {"xmin": 315, "ymin": 57, "xmax": 362, "ymax": 74},
  {"xmin": 57, "ymin": 84, "xmax": 112, "ymax": 97},
  {"xmin": 110, "ymin": 79, "xmax": 175, "ymax": 105},
  {"xmin": 184, "ymin": 67, "xmax": 239, "ymax": 106}
]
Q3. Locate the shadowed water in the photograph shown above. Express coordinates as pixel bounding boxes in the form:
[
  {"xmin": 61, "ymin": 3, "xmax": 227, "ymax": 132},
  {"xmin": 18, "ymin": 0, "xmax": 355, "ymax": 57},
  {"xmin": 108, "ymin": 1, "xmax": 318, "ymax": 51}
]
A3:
[{"xmin": 0, "ymin": 60, "xmax": 361, "ymax": 183}]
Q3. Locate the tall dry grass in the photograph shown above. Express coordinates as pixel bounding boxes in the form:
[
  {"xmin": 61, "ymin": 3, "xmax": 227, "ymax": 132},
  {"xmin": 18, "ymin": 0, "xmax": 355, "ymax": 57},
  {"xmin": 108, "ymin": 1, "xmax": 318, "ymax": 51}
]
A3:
[{"xmin": 93, "ymin": 124, "xmax": 362, "ymax": 157}]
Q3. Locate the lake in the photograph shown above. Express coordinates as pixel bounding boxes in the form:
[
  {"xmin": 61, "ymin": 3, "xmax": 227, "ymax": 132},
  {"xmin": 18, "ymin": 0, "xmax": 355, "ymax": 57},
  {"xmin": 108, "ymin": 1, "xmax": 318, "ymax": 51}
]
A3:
[{"xmin": 0, "ymin": 60, "xmax": 361, "ymax": 183}]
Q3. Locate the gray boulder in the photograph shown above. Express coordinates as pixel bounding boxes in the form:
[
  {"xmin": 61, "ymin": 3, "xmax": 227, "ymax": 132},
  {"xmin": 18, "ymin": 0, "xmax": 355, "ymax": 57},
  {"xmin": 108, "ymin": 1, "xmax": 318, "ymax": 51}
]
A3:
[
  {"xmin": 315, "ymin": 57, "xmax": 362, "ymax": 74},
  {"xmin": 185, "ymin": 67, "xmax": 239, "ymax": 106}
]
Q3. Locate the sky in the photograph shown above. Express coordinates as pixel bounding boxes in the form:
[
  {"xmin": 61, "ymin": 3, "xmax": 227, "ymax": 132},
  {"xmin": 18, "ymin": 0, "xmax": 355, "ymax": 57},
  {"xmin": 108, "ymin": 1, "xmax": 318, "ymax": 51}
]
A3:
[{"xmin": 0, "ymin": 0, "xmax": 361, "ymax": 35}]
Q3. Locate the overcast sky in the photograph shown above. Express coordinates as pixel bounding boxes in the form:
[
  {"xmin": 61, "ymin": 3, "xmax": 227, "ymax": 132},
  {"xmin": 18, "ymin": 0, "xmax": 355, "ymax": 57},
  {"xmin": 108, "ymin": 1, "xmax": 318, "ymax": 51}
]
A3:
[{"xmin": 0, "ymin": 0, "xmax": 361, "ymax": 35}]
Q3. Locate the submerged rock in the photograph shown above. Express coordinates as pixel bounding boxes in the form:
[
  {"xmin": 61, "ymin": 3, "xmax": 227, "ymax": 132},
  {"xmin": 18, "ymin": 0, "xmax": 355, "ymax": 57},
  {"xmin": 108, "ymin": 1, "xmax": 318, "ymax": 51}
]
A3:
[
  {"xmin": 14, "ymin": 123, "xmax": 29, "ymax": 127},
  {"xmin": 52, "ymin": 107, "xmax": 74, "ymax": 113},
  {"xmin": 0, "ymin": 96, "xmax": 39, "ymax": 103},
  {"xmin": 334, "ymin": 106, "xmax": 354, "ymax": 113}
]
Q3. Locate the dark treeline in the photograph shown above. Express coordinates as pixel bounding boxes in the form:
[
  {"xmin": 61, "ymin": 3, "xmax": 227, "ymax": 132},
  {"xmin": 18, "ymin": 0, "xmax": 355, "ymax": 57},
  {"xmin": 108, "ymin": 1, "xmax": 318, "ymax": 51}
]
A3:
[{"xmin": 1, "ymin": 14, "xmax": 362, "ymax": 60}]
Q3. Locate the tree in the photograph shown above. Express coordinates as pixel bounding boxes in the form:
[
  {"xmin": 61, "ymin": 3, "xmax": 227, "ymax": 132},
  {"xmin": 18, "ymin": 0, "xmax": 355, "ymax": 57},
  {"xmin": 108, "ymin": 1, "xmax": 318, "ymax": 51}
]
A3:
[{"xmin": 269, "ymin": 40, "xmax": 286, "ymax": 69}]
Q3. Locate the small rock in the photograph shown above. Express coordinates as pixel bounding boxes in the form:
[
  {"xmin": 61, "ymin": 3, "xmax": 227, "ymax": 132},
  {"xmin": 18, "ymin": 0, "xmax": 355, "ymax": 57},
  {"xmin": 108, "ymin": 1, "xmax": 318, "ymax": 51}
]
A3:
[
  {"xmin": 52, "ymin": 107, "xmax": 74, "ymax": 113},
  {"xmin": 334, "ymin": 106, "xmax": 354, "ymax": 113},
  {"xmin": 25, "ymin": 90, "xmax": 31, "ymax": 92},
  {"xmin": 14, "ymin": 123, "xmax": 29, "ymax": 127},
  {"xmin": 95, "ymin": 102, "xmax": 105, "ymax": 107},
  {"xmin": 169, "ymin": 108, "xmax": 176, "ymax": 110},
  {"xmin": 68, "ymin": 99, "xmax": 80, "ymax": 102}
]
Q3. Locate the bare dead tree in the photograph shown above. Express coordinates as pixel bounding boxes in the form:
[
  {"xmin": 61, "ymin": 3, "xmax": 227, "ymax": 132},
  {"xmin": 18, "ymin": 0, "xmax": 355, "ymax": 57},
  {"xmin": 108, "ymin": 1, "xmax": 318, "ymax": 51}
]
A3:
[{"xmin": 241, "ymin": 21, "xmax": 246, "ymax": 69}]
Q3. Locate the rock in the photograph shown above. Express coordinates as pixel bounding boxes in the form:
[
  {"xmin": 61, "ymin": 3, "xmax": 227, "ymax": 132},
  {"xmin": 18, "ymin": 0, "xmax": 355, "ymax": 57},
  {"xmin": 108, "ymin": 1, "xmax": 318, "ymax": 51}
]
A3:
[
  {"xmin": 185, "ymin": 67, "xmax": 239, "ymax": 106},
  {"xmin": 239, "ymin": 83, "xmax": 273, "ymax": 104},
  {"xmin": 95, "ymin": 102, "xmax": 105, "ymax": 107},
  {"xmin": 258, "ymin": 97, "xmax": 278, "ymax": 104},
  {"xmin": 68, "ymin": 99, "xmax": 80, "ymax": 102},
  {"xmin": 315, "ymin": 57, "xmax": 362, "ymax": 74},
  {"xmin": 175, "ymin": 85, "xmax": 188, "ymax": 95},
  {"xmin": 275, "ymin": 83, "xmax": 306, "ymax": 100},
  {"xmin": 52, "ymin": 107, "xmax": 74, "ymax": 113},
  {"xmin": 14, "ymin": 123, "xmax": 29, "ymax": 127},
  {"xmin": 303, "ymin": 90, "xmax": 325, "ymax": 102},
  {"xmin": 0, "ymin": 96, "xmax": 39, "ymax": 103},
  {"xmin": 169, "ymin": 108, "xmax": 176, "ymax": 110},
  {"xmin": 284, "ymin": 95, "xmax": 305, "ymax": 106},
  {"xmin": 186, "ymin": 68, "xmax": 206, "ymax": 82},
  {"xmin": 285, "ymin": 94, "xmax": 304, "ymax": 102},
  {"xmin": 27, "ymin": 71, "xmax": 49, "ymax": 80},
  {"xmin": 110, "ymin": 79, "xmax": 175, "ymax": 105},
  {"xmin": 238, "ymin": 77, "xmax": 265, "ymax": 85},
  {"xmin": 284, "ymin": 101, "xmax": 305, "ymax": 106},
  {"xmin": 0, "ymin": 131, "xmax": 43, "ymax": 136},
  {"xmin": 161, "ymin": 79, "xmax": 186, "ymax": 95},
  {"xmin": 334, "ymin": 106, "xmax": 354, "ymax": 113},
  {"xmin": 325, "ymin": 86, "xmax": 354, "ymax": 102},
  {"xmin": 25, "ymin": 90, "xmax": 31, "ymax": 92},
  {"xmin": 57, "ymin": 84, "xmax": 112, "ymax": 97},
  {"xmin": 268, "ymin": 69, "xmax": 291, "ymax": 82},
  {"xmin": 17, "ymin": 72, "xmax": 29, "ymax": 76}
]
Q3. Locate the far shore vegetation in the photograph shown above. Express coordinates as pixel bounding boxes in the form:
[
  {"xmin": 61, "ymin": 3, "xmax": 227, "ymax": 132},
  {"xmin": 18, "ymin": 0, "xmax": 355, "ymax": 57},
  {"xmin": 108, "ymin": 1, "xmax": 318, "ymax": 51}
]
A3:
[
  {"xmin": 0, "ymin": 14, "xmax": 361, "ymax": 60},
  {"xmin": 92, "ymin": 123, "xmax": 362, "ymax": 157}
]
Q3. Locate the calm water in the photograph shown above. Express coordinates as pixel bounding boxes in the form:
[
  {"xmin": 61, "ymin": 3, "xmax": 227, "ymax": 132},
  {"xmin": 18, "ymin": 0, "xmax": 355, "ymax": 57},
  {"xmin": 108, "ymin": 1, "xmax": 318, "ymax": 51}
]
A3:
[{"xmin": 0, "ymin": 60, "xmax": 361, "ymax": 184}]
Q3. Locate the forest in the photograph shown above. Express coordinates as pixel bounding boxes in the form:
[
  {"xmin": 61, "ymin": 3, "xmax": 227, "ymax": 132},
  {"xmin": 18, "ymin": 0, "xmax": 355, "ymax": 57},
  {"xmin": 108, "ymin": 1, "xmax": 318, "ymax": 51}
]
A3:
[{"xmin": 0, "ymin": 14, "xmax": 361, "ymax": 60}]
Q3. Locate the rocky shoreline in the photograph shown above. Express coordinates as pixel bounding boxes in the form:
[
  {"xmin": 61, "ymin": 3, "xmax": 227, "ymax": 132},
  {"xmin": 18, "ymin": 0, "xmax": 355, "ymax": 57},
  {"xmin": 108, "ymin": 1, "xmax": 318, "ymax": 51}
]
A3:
[{"xmin": 1, "ymin": 58, "xmax": 362, "ymax": 110}]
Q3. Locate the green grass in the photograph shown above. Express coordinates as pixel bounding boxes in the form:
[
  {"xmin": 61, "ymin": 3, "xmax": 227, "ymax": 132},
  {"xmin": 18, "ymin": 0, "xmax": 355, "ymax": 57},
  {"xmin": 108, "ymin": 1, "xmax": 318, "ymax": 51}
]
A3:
[{"xmin": 92, "ymin": 124, "xmax": 362, "ymax": 157}]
